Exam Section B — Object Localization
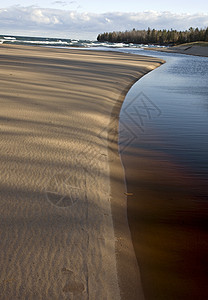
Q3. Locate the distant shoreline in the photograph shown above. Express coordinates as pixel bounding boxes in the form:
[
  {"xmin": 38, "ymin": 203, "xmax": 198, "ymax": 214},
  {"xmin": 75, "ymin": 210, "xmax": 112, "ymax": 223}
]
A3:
[{"xmin": 147, "ymin": 42, "xmax": 208, "ymax": 57}]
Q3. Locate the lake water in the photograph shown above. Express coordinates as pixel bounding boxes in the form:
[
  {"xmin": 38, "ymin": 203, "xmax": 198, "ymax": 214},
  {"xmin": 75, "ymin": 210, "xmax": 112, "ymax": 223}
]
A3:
[
  {"xmin": 0, "ymin": 34, "xmax": 163, "ymax": 49},
  {"xmin": 118, "ymin": 50, "xmax": 208, "ymax": 299},
  {"xmin": 119, "ymin": 49, "xmax": 208, "ymax": 195}
]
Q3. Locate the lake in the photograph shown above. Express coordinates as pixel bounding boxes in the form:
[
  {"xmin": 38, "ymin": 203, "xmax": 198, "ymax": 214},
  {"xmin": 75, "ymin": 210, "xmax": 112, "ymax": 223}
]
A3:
[{"xmin": 119, "ymin": 50, "xmax": 208, "ymax": 299}]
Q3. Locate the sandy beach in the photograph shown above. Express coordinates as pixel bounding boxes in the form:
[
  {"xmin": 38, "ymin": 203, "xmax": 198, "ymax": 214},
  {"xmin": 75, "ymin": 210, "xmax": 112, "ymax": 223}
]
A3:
[
  {"xmin": 147, "ymin": 44, "xmax": 208, "ymax": 57},
  {"xmin": 0, "ymin": 44, "xmax": 163, "ymax": 299}
]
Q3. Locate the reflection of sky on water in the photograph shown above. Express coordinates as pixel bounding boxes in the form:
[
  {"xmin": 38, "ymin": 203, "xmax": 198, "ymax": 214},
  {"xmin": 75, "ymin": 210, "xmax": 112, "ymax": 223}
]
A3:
[{"xmin": 119, "ymin": 50, "xmax": 208, "ymax": 181}]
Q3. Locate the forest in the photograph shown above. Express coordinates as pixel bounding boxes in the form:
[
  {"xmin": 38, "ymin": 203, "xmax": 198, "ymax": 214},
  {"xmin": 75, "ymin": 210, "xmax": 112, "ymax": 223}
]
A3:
[{"xmin": 97, "ymin": 27, "xmax": 208, "ymax": 45}]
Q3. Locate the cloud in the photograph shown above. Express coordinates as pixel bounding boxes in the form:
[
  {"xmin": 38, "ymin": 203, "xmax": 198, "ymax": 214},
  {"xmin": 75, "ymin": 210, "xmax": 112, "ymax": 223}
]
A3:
[
  {"xmin": 0, "ymin": 6, "xmax": 207, "ymax": 39},
  {"xmin": 52, "ymin": 1, "xmax": 67, "ymax": 5},
  {"xmin": 52, "ymin": 1, "xmax": 77, "ymax": 6}
]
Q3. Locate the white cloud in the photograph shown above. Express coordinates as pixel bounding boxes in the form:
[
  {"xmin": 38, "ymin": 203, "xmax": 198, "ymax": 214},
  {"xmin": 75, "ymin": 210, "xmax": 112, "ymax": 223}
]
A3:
[
  {"xmin": 52, "ymin": 1, "xmax": 77, "ymax": 6},
  {"xmin": 0, "ymin": 6, "xmax": 207, "ymax": 39},
  {"xmin": 105, "ymin": 18, "xmax": 111, "ymax": 23},
  {"xmin": 30, "ymin": 9, "xmax": 51, "ymax": 24},
  {"xmin": 52, "ymin": 1, "xmax": 67, "ymax": 5}
]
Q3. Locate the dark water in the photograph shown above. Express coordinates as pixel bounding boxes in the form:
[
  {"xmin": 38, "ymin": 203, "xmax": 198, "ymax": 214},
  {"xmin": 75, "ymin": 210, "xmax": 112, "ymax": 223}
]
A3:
[
  {"xmin": 120, "ymin": 50, "xmax": 208, "ymax": 193},
  {"xmin": 119, "ymin": 50, "xmax": 208, "ymax": 299}
]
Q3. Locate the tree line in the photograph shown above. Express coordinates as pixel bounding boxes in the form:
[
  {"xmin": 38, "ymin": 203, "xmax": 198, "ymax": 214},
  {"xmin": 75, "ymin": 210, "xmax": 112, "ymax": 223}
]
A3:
[{"xmin": 97, "ymin": 27, "xmax": 208, "ymax": 45}]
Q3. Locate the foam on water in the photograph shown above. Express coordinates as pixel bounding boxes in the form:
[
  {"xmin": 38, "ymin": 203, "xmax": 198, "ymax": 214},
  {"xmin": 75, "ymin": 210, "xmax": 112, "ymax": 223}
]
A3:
[
  {"xmin": 3, "ymin": 36, "xmax": 16, "ymax": 40},
  {"xmin": 0, "ymin": 34, "xmax": 165, "ymax": 49}
]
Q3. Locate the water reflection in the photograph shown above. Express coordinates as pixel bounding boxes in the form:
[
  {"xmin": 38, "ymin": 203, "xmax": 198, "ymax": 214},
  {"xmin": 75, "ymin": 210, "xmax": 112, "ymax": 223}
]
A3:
[
  {"xmin": 120, "ymin": 50, "xmax": 208, "ymax": 185},
  {"xmin": 119, "ymin": 50, "xmax": 208, "ymax": 299}
]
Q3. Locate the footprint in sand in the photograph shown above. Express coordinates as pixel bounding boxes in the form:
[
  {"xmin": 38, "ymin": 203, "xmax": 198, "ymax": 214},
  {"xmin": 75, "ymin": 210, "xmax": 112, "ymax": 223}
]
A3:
[
  {"xmin": 45, "ymin": 173, "xmax": 84, "ymax": 208},
  {"xmin": 61, "ymin": 268, "xmax": 85, "ymax": 295}
]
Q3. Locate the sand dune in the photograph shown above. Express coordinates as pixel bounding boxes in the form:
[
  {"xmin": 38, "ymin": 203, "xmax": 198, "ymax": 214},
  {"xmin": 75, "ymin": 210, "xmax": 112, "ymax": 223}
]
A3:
[{"xmin": 0, "ymin": 45, "xmax": 163, "ymax": 299}]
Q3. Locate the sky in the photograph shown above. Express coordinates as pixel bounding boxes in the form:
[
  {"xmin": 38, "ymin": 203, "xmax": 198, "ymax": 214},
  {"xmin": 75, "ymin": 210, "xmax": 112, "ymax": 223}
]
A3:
[{"xmin": 0, "ymin": 1, "xmax": 208, "ymax": 39}]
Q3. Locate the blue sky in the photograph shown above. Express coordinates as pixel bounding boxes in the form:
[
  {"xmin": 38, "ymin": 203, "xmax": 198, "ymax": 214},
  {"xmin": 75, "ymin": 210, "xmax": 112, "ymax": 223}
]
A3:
[
  {"xmin": 1, "ymin": 0, "xmax": 208, "ymax": 14},
  {"xmin": 0, "ymin": 1, "xmax": 208, "ymax": 39}
]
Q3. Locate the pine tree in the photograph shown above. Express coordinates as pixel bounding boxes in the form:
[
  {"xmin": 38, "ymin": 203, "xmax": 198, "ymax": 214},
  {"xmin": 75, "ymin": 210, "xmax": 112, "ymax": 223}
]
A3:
[{"xmin": 97, "ymin": 27, "xmax": 208, "ymax": 45}]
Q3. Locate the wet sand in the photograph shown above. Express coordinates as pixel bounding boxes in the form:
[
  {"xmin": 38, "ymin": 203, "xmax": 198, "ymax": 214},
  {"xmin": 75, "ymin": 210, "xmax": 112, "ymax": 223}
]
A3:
[{"xmin": 0, "ymin": 44, "xmax": 163, "ymax": 299}]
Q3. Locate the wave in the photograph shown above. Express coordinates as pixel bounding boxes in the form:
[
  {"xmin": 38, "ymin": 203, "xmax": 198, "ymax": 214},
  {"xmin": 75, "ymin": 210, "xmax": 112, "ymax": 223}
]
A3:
[
  {"xmin": 3, "ymin": 36, "xmax": 16, "ymax": 40},
  {"xmin": 0, "ymin": 35, "xmax": 167, "ymax": 49},
  {"xmin": 14, "ymin": 40, "xmax": 70, "ymax": 45}
]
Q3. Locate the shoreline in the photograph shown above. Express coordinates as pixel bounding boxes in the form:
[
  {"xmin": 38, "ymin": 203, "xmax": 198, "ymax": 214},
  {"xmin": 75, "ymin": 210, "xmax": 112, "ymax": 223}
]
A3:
[
  {"xmin": 119, "ymin": 52, "xmax": 208, "ymax": 299},
  {"xmin": 146, "ymin": 44, "xmax": 208, "ymax": 57},
  {"xmin": 0, "ymin": 44, "xmax": 164, "ymax": 299}
]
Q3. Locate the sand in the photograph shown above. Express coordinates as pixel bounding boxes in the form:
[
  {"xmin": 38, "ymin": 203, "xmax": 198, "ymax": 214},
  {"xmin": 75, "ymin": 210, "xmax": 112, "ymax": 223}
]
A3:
[
  {"xmin": 0, "ymin": 44, "xmax": 163, "ymax": 299},
  {"xmin": 147, "ymin": 44, "xmax": 208, "ymax": 57}
]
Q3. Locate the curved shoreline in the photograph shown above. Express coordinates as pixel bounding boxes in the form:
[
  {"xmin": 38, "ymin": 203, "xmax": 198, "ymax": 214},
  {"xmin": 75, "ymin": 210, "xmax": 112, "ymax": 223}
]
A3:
[
  {"xmin": 0, "ymin": 44, "xmax": 164, "ymax": 299},
  {"xmin": 107, "ymin": 65, "xmax": 164, "ymax": 299},
  {"xmin": 118, "ymin": 51, "xmax": 208, "ymax": 299}
]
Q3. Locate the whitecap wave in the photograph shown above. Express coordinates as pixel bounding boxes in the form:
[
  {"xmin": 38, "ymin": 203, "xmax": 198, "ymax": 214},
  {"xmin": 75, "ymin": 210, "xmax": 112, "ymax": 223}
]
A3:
[
  {"xmin": 0, "ymin": 35, "xmax": 168, "ymax": 49},
  {"xmin": 3, "ymin": 36, "xmax": 16, "ymax": 40},
  {"xmin": 15, "ymin": 40, "xmax": 69, "ymax": 45}
]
